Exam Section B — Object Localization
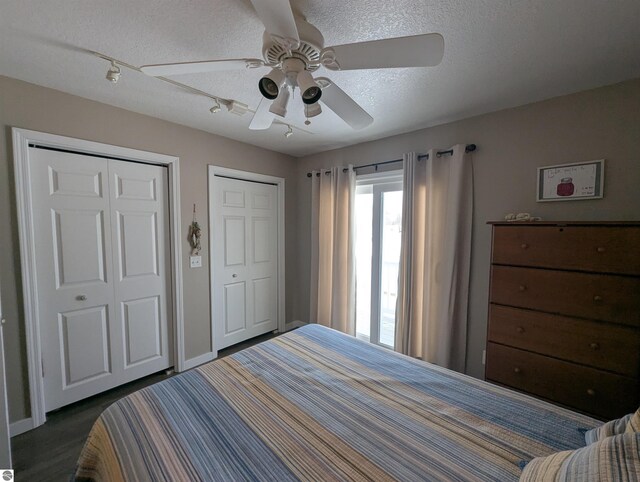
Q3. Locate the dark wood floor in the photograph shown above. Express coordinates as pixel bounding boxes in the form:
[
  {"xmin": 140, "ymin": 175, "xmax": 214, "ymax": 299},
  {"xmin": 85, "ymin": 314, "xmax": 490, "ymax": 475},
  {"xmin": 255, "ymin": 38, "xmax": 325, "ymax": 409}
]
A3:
[{"xmin": 11, "ymin": 332, "xmax": 276, "ymax": 482}]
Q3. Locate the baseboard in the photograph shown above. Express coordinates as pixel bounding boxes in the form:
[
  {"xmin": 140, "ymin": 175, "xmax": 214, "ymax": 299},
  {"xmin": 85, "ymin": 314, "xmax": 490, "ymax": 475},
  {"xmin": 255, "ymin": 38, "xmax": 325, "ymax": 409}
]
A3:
[
  {"xmin": 284, "ymin": 320, "xmax": 306, "ymax": 331},
  {"xmin": 10, "ymin": 417, "xmax": 34, "ymax": 437},
  {"xmin": 182, "ymin": 351, "xmax": 217, "ymax": 371}
]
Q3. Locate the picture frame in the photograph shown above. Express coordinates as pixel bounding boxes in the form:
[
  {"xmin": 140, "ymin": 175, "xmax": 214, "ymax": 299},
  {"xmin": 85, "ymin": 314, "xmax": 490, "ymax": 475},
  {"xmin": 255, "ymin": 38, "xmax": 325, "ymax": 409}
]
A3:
[{"xmin": 536, "ymin": 159, "xmax": 604, "ymax": 202}]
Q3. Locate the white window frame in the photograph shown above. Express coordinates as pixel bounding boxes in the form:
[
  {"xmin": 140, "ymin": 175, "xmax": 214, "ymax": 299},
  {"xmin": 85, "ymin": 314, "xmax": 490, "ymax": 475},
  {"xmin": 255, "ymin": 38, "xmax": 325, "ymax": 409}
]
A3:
[{"xmin": 356, "ymin": 170, "xmax": 403, "ymax": 348}]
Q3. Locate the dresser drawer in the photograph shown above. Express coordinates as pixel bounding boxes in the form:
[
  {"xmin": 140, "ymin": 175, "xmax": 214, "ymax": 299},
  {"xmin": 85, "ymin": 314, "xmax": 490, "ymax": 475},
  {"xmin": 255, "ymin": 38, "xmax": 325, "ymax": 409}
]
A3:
[
  {"xmin": 488, "ymin": 305, "xmax": 640, "ymax": 377},
  {"xmin": 485, "ymin": 343, "xmax": 639, "ymax": 419},
  {"xmin": 492, "ymin": 226, "xmax": 640, "ymax": 275},
  {"xmin": 490, "ymin": 265, "xmax": 640, "ymax": 327}
]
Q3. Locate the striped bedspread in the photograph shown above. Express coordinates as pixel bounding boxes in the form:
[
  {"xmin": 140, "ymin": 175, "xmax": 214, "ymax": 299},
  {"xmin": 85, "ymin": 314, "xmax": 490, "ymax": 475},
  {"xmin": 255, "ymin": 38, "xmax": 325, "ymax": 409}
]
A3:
[{"xmin": 74, "ymin": 324, "xmax": 599, "ymax": 481}]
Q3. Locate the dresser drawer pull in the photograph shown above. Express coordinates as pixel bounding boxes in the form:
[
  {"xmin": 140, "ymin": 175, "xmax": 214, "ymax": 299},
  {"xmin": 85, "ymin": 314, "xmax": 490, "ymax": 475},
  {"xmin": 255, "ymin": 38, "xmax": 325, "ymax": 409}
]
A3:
[
  {"xmin": 513, "ymin": 367, "xmax": 522, "ymax": 374},
  {"xmin": 593, "ymin": 295, "xmax": 603, "ymax": 302},
  {"xmin": 518, "ymin": 285, "xmax": 527, "ymax": 292},
  {"xmin": 516, "ymin": 326, "xmax": 525, "ymax": 334},
  {"xmin": 586, "ymin": 388, "xmax": 596, "ymax": 396},
  {"xmin": 589, "ymin": 342, "xmax": 600, "ymax": 350},
  {"xmin": 520, "ymin": 243, "xmax": 529, "ymax": 249},
  {"xmin": 596, "ymin": 247, "xmax": 606, "ymax": 253}
]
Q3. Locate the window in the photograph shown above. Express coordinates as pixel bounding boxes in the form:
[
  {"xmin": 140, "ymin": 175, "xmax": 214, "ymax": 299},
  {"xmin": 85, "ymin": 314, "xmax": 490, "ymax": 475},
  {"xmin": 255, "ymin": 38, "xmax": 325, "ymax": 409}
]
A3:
[{"xmin": 355, "ymin": 171, "xmax": 403, "ymax": 348}]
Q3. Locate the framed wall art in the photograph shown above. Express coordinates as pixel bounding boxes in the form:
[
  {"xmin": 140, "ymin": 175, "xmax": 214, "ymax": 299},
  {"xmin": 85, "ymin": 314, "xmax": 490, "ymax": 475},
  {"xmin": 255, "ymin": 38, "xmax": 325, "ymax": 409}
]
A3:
[{"xmin": 536, "ymin": 159, "xmax": 604, "ymax": 202}]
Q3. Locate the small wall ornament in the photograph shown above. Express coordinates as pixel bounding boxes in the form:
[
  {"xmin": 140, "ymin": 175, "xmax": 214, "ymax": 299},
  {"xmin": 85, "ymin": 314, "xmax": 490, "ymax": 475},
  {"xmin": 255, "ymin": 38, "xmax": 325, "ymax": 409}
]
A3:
[{"xmin": 188, "ymin": 204, "xmax": 202, "ymax": 255}]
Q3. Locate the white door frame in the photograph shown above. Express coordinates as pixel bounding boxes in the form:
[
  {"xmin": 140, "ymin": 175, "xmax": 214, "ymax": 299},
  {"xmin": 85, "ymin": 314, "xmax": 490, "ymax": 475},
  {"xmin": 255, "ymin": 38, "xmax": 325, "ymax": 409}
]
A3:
[
  {"xmin": 208, "ymin": 166, "xmax": 285, "ymax": 355},
  {"xmin": 12, "ymin": 128, "xmax": 185, "ymax": 430},
  {"xmin": 0, "ymin": 286, "xmax": 11, "ymax": 467}
]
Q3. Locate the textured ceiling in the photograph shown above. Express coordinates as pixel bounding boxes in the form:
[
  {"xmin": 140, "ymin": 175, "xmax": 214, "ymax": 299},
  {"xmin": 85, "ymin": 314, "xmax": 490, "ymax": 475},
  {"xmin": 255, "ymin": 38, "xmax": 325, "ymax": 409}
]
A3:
[{"xmin": 2, "ymin": 0, "xmax": 640, "ymax": 157}]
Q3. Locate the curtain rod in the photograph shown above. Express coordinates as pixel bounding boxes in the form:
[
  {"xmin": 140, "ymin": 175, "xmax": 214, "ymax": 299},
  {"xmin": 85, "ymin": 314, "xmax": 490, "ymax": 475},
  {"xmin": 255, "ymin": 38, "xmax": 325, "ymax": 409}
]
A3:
[{"xmin": 306, "ymin": 144, "xmax": 476, "ymax": 177}]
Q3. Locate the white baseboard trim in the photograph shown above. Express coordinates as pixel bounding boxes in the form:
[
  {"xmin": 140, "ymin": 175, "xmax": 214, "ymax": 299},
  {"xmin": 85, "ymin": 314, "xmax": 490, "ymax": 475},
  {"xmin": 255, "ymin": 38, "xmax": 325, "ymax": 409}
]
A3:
[
  {"xmin": 284, "ymin": 320, "xmax": 306, "ymax": 331},
  {"xmin": 10, "ymin": 417, "xmax": 34, "ymax": 437},
  {"xmin": 182, "ymin": 351, "xmax": 217, "ymax": 371}
]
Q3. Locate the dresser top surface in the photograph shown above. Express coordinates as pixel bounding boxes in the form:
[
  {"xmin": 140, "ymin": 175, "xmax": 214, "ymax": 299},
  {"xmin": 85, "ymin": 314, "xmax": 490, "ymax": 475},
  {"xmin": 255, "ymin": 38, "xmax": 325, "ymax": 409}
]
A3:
[{"xmin": 488, "ymin": 221, "xmax": 640, "ymax": 227}]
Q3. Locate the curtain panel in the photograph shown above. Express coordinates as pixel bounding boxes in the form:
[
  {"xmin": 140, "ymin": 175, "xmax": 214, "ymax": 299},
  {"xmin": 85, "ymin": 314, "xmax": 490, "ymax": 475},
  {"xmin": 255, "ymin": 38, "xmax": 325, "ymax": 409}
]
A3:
[
  {"xmin": 395, "ymin": 145, "xmax": 473, "ymax": 372},
  {"xmin": 309, "ymin": 166, "xmax": 356, "ymax": 334}
]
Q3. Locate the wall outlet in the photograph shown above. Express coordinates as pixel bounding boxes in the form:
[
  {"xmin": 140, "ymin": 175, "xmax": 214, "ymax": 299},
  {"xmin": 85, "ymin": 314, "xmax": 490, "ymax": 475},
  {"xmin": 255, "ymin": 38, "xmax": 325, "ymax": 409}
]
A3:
[{"xmin": 190, "ymin": 255, "xmax": 202, "ymax": 268}]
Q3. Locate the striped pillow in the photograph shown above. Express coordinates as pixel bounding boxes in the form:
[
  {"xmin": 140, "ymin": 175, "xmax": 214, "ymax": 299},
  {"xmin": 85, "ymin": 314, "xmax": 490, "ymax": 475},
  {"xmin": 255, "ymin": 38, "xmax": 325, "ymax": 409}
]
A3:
[
  {"xmin": 520, "ymin": 432, "xmax": 640, "ymax": 482},
  {"xmin": 585, "ymin": 414, "xmax": 632, "ymax": 444},
  {"xmin": 626, "ymin": 408, "xmax": 640, "ymax": 434}
]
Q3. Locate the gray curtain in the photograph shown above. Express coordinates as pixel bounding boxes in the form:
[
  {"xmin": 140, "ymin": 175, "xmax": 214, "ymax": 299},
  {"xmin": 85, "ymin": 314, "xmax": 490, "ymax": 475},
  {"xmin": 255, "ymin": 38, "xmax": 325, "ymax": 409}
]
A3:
[
  {"xmin": 395, "ymin": 145, "xmax": 473, "ymax": 372},
  {"xmin": 309, "ymin": 166, "xmax": 356, "ymax": 334}
]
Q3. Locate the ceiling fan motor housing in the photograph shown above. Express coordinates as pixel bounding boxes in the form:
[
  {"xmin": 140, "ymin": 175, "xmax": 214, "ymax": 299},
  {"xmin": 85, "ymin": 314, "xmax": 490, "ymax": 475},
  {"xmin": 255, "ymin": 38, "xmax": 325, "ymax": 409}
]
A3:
[{"xmin": 262, "ymin": 16, "xmax": 325, "ymax": 72}]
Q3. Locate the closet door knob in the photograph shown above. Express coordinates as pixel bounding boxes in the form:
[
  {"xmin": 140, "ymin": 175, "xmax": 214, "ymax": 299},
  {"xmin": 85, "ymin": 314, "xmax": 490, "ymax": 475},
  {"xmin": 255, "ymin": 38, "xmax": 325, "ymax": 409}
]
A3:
[
  {"xmin": 596, "ymin": 247, "xmax": 606, "ymax": 253},
  {"xmin": 76, "ymin": 295, "xmax": 87, "ymax": 301},
  {"xmin": 513, "ymin": 367, "xmax": 521, "ymax": 374},
  {"xmin": 232, "ymin": 274, "xmax": 238, "ymax": 278},
  {"xmin": 520, "ymin": 243, "xmax": 528, "ymax": 249},
  {"xmin": 593, "ymin": 295, "xmax": 603, "ymax": 302},
  {"xmin": 518, "ymin": 285, "xmax": 527, "ymax": 292},
  {"xmin": 516, "ymin": 326, "xmax": 525, "ymax": 334},
  {"xmin": 589, "ymin": 342, "xmax": 600, "ymax": 350},
  {"xmin": 586, "ymin": 388, "xmax": 596, "ymax": 396}
]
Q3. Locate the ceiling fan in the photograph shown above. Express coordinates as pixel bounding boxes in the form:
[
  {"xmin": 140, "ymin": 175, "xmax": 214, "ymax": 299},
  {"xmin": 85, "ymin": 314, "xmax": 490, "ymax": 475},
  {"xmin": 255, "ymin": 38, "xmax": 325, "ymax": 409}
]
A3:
[{"xmin": 140, "ymin": 0, "xmax": 444, "ymax": 132}]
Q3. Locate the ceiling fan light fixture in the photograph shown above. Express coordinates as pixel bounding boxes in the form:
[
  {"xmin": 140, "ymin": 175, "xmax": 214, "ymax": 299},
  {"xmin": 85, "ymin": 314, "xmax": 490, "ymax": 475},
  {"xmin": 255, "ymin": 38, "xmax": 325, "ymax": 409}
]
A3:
[
  {"xmin": 297, "ymin": 70, "xmax": 322, "ymax": 104},
  {"xmin": 269, "ymin": 87, "xmax": 290, "ymax": 118},
  {"xmin": 258, "ymin": 68, "xmax": 286, "ymax": 100},
  {"xmin": 305, "ymin": 102, "xmax": 322, "ymax": 118},
  {"xmin": 106, "ymin": 61, "xmax": 121, "ymax": 83}
]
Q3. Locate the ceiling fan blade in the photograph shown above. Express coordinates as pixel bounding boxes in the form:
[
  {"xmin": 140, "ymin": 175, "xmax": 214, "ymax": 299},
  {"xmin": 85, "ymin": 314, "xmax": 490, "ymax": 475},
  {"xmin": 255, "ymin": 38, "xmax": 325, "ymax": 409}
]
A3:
[
  {"xmin": 249, "ymin": 98, "xmax": 275, "ymax": 130},
  {"xmin": 249, "ymin": 0, "xmax": 299, "ymax": 44},
  {"xmin": 322, "ymin": 33, "xmax": 444, "ymax": 71},
  {"xmin": 316, "ymin": 78, "xmax": 373, "ymax": 130},
  {"xmin": 140, "ymin": 58, "xmax": 264, "ymax": 76}
]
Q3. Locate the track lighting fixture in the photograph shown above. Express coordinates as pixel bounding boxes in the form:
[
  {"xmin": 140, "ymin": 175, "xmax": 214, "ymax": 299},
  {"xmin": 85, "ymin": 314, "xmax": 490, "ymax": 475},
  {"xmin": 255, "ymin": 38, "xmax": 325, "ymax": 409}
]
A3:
[
  {"xmin": 284, "ymin": 126, "xmax": 293, "ymax": 138},
  {"xmin": 269, "ymin": 87, "xmax": 290, "ymax": 118},
  {"xmin": 258, "ymin": 68, "xmax": 286, "ymax": 100},
  {"xmin": 297, "ymin": 71, "xmax": 322, "ymax": 104},
  {"xmin": 226, "ymin": 100, "xmax": 249, "ymax": 116},
  {"xmin": 106, "ymin": 61, "xmax": 121, "ymax": 83},
  {"xmin": 209, "ymin": 99, "xmax": 221, "ymax": 114}
]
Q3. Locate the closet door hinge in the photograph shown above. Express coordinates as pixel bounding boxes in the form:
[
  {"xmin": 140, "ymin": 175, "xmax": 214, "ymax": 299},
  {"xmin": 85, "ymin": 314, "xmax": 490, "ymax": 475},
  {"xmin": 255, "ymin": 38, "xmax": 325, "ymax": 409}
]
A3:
[{"xmin": 41, "ymin": 356, "xmax": 45, "ymax": 377}]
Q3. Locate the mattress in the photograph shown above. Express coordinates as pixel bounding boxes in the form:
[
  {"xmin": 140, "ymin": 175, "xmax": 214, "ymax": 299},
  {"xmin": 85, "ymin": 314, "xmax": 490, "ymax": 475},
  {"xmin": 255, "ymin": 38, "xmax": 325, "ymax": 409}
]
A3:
[{"xmin": 74, "ymin": 324, "xmax": 599, "ymax": 481}]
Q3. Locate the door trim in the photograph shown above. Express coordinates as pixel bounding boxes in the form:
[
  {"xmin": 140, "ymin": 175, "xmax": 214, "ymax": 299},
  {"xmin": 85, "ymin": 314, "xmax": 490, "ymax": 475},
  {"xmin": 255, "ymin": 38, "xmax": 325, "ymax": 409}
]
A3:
[
  {"xmin": 12, "ymin": 128, "xmax": 185, "ymax": 430},
  {"xmin": 208, "ymin": 166, "xmax": 286, "ymax": 355}
]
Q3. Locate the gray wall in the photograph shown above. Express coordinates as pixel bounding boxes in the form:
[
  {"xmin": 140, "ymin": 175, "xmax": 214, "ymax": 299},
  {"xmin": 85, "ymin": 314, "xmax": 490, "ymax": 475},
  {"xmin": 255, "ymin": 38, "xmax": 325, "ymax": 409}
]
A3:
[
  {"xmin": 0, "ymin": 75, "xmax": 297, "ymax": 422},
  {"xmin": 3, "ymin": 73, "xmax": 639, "ymax": 423},
  {"xmin": 292, "ymin": 78, "xmax": 640, "ymax": 379}
]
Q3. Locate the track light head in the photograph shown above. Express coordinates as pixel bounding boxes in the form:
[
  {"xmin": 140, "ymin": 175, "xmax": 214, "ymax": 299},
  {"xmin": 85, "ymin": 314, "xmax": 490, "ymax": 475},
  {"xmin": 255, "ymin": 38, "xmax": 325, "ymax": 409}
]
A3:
[
  {"xmin": 258, "ymin": 68, "xmax": 286, "ymax": 100},
  {"xmin": 269, "ymin": 87, "xmax": 290, "ymax": 118},
  {"xmin": 297, "ymin": 70, "xmax": 321, "ymax": 105},
  {"xmin": 209, "ymin": 99, "xmax": 221, "ymax": 114},
  {"xmin": 284, "ymin": 126, "xmax": 293, "ymax": 138},
  {"xmin": 106, "ymin": 61, "xmax": 121, "ymax": 83}
]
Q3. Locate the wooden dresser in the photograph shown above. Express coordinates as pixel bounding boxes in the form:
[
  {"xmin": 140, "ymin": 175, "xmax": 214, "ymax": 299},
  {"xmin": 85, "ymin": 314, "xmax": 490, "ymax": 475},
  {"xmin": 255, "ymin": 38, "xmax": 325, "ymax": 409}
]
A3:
[{"xmin": 485, "ymin": 221, "xmax": 640, "ymax": 420}]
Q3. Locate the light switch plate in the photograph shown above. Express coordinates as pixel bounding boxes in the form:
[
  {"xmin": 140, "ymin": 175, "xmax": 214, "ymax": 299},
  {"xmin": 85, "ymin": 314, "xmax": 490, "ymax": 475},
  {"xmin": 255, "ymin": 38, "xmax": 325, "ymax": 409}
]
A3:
[{"xmin": 190, "ymin": 255, "xmax": 202, "ymax": 268}]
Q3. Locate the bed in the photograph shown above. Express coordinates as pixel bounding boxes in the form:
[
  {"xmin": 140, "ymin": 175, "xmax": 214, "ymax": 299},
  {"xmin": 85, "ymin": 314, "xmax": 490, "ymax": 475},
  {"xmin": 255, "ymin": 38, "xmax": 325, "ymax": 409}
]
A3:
[{"xmin": 74, "ymin": 324, "xmax": 599, "ymax": 481}]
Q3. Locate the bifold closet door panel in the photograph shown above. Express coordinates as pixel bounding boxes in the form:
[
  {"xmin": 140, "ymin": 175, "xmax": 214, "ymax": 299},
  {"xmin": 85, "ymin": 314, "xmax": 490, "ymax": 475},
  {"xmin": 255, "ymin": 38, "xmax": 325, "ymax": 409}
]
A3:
[
  {"xmin": 108, "ymin": 159, "xmax": 172, "ymax": 378},
  {"xmin": 28, "ymin": 148, "xmax": 120, "ymax": 411}
]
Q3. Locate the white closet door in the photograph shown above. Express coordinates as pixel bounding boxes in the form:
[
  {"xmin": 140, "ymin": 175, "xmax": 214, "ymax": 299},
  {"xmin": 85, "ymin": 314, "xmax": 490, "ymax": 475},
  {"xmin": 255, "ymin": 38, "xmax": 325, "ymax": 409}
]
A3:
[
  {"xmin": 213, "ymin": 177, "xmax": 278, "ymax": 349},
  {"xmin": 28, "ymin": 148, "xmax": 171, "ymax": 411},
  {"xmin": 109, "ymin": 160, "xmax": 172, "ymax": 380}
]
